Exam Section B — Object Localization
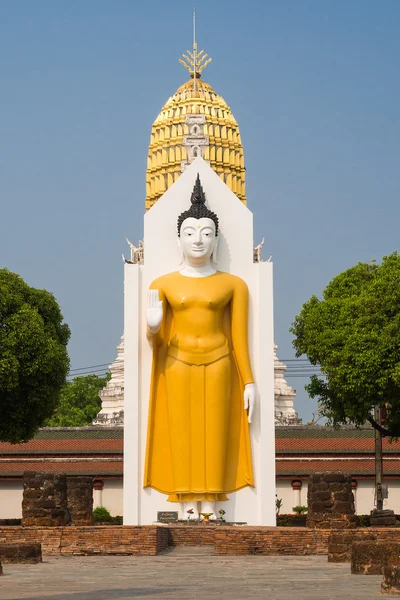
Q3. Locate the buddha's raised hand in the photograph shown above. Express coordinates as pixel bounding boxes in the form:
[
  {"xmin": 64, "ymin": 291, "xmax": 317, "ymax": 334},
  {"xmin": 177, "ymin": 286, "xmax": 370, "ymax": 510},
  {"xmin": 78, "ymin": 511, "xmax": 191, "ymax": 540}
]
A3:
[{"xmin": 146, "ymin": 290, "xmax": 163, "ymax": 334}]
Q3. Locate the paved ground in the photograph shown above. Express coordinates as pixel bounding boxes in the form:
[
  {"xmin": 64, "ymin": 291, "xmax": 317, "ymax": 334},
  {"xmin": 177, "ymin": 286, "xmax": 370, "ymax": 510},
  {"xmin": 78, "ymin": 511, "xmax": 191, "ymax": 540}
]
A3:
[{"xmin": 0, "ymin": 547, "xmax": 384, "ymax": 600}]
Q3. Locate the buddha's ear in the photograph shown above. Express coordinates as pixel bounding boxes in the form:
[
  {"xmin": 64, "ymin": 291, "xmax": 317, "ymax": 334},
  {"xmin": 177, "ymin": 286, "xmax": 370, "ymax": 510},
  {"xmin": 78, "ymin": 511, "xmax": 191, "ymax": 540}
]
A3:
[
  {"xmin": 212, "ymin": 237, "xmax": 219, "ymax": 266},
  {"xmin": 177, "ymin": 237, "xmax": 185, "ymax": 267}
]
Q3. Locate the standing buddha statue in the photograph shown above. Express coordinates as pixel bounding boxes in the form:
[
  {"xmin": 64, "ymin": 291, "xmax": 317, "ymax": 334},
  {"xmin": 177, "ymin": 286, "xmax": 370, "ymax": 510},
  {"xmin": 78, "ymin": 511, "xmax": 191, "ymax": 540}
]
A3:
[{"xmin": 144, "ymin": 174, "xmax": 255, "ymax": 519}]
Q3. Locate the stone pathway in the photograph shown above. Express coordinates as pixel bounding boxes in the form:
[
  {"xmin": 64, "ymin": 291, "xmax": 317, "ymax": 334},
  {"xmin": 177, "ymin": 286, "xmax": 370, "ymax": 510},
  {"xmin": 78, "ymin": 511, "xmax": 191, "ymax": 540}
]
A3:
[{"xmin": 0, "ymin": 550, "xmax": 384, "ymax": 599}]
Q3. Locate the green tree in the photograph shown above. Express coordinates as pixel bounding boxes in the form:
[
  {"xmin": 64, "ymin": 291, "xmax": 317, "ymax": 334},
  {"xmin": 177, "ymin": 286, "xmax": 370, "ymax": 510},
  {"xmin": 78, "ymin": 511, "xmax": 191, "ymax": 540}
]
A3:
[
  {"xmin": 46, "ymin": 373, "xmax": 110, "ymax": 427},
  {"xmin": 290, "ymin": 252, "xmax": 400, "ymax": 437},
  {"xmin": 0, "ymin": 269, "xmax": 70, "ymax": 442}
]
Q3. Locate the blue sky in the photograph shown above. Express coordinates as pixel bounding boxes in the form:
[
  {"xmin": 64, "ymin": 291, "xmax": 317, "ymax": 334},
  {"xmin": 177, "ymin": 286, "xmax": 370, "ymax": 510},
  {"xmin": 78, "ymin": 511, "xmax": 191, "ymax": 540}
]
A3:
[{"xmin": 1, "ymin": 1, "xmax": 399, "ymax": 422}]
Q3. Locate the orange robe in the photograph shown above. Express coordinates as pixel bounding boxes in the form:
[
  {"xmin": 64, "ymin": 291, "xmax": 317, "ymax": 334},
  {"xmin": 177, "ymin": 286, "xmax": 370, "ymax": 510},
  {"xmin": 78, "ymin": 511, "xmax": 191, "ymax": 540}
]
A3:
[{"xmin": 143, "ymin": 271, "xmax": 254, "ymax": 502}]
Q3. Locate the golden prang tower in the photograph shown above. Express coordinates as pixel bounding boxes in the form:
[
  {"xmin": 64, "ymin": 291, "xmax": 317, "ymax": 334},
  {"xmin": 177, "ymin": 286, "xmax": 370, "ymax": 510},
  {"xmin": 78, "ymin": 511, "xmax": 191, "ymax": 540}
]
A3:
[{"xmin": 145, "ymin": 36, "xmax": 246, "ymax": 210}]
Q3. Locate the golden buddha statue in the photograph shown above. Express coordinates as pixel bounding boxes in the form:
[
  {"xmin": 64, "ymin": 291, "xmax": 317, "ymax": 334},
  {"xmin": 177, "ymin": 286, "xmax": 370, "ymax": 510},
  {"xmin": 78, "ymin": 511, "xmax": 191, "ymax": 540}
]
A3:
[{"xmin": 144, "ymin": 175, "xmax": 255, "ymax": 519}]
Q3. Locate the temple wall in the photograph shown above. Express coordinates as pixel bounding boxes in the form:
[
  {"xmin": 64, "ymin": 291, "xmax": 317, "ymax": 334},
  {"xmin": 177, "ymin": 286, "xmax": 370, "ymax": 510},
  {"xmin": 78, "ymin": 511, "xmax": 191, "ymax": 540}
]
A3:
[
  {"xmin": 0, "ymin": 482, "xmax": 23, "ymax": 519},
  {"xmin": 0, "ymin": 480, "xmax": 297, "ymax": 521},
  {"xmin": 1, "ymin": 478, "xmax": 400, "ymax": 519},
  {"xmin": 354, "ymin": 480, "xmax": 376, "ymax": 515},
  {"xmin": 275, "ymin": 481, "xmax": 309, "ymax": 515},
  {"xmin": 275, "ymin": 480, "xmax": 400, "ymax": 517},
  {"xmin": 0, "ymin": 480, "xmax": 123, "ymax": 520},
  {"xmin": 383, "ymin": 480, "xmax": 400, "ymax": 513},
  {"xmin": 355, "ymin": 480, "xmax": 400, "ymax": 515},
  {"xmin": 275, "ymin": 482, "xmax": 295, "ymax": 514},
  {"xmin": 102, "ymin": 480, "xmax": 123, "ymax": 516}
]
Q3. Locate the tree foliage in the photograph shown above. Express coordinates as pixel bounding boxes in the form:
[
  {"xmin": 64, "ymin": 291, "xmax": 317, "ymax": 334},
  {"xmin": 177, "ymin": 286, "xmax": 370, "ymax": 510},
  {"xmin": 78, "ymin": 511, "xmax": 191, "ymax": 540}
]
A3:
[
  {"xmin": 0, "ymin": 269, "xmax": 70, "ymax": 442},
  {"xmin": 290, "ymin": 252, "xmax": 400, "ymax": 437},
  {"xmin": 46, "ymin": 373, "xmax": 110, "ymax": 427}
]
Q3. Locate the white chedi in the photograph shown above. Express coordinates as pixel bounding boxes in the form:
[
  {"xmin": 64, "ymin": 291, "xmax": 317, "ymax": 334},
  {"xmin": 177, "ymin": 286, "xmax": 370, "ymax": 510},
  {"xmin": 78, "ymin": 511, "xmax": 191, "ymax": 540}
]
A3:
[
  {"xmin": 274, "ymin": 345, "xmax": 300, "ymax": 425},
  {"xmin": 92, "ymin": 337, "xmax": 125, "ymax": 426}
]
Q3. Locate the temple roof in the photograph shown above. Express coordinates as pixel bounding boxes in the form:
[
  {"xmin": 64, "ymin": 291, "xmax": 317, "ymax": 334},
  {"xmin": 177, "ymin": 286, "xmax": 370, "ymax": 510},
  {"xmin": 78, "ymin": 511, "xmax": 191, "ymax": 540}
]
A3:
[
  {"xmin": 145, "ymin": 75, "xmax": 246, "ymax": 210},
  {"xmin": 1, "ymin": 425, "xmax": 399, "ymax": 479}
]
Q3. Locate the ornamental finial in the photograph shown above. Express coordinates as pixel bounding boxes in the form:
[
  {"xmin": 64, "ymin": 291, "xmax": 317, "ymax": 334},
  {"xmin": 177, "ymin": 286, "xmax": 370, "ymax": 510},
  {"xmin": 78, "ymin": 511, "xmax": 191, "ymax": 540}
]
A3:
[{"xmin": 178, "ymin": 10, "xmax": 212, "ymax": 88}]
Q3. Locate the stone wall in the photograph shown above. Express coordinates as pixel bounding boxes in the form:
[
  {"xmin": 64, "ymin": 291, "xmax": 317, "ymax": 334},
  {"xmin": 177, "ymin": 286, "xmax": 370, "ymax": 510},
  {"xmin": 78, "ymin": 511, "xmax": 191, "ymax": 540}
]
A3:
[
  {"xmin": 22, "ymin": 472, "xmax": 68, "ymax": 527},
  {"xmin": 165, "ymin": 525, "xmax": 333, "ymax": 555},
  {"xmin": 0, "ymin": 543, "xmax": 42, "ymax": 564},
  {"xmin": 165, "ymin": 525, "xmax": 215, "ymax": 546},
  {"xmin": 214, "ymin": 526, "xmax": 331, "ymax": 556},
  {"xmin": 382, "ymin": 557, "xmax": 400, "ymax": 595},
  {"xmin": 328, "ymin": 532, "xmax": 377, "ymax": 562},
  {"xmin": 66, "ymin": 477, "xmax": 93, "ymax": 525},
  {"xmin": 328, "ymin": 529, "xmax": 400, "ymax": 562},
  {"xmin": 0, "ymin": 526, "xmax": 331, "ymax": 556},
  {"xmin": 6, "ymin": 525, "xmax": 400, "ymax": 557},
  {"xmin": 0, "ymin": 526, "xmax": 169, "ymax": 556},
  {"xmin": 307, "ymin": 472, "xmax": 356, "ymax": 528},
  {"xmin": 351, "ymin": 541, "xmax": 399, "ymax": 575}
]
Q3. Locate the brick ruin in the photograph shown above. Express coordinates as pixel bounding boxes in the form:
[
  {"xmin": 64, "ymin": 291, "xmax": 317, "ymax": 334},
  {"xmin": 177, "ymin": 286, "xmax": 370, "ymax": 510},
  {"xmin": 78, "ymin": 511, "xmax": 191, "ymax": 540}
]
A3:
[
  {"xmin": 66, "ymin": 476, "xmax": 93, "ymax": 526},
  {"xmin": 0, "ymin": 543, "xmax": 42, "ymax": 564},
  {"xmin": 351, "ymin": 540, "xmax": 399, "ymax": 575},
  {"xmin": 307, "ymin": 472, "xmax": 357, "ymax": 529},
  {"xmin": 382, "ymin": 557, "xmax": 400, "ymax": 595},
  {"xmin": 22, "ymin": 472, "xmax": 93, "ymax": 527},
  {"xmin": 22, "ymin": 472, "xmax": 69, "ymax": 527}
]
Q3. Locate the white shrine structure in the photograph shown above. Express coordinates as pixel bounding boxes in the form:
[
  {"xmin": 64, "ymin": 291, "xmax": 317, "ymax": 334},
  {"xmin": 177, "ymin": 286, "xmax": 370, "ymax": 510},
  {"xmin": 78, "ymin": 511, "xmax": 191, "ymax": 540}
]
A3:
[
  {"xmin": 94, "ymin": 45, "xmax": 300, "ymax": 523},
  {"xmin": 122, "ymin": 157, "xmax": 276, "ymax": 525}
]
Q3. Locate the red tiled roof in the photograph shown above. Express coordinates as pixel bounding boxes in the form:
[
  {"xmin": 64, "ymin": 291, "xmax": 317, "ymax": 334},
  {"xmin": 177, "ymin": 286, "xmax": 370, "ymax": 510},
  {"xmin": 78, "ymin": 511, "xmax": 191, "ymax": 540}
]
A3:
[
  {"xmin": 2, "ymin": 457, "xmax": 399, "ymax": 478},
  {"xmin": 2, "ymin": 437, "xmax": 399, "ymax": 455},
  {"xmin": 276, "ymin": 458, "xmax": 400, "ymax": 476},
  {"xmin": 0, "ymin": 460, "xmax": 123, "ymax": 477},
  {"xmin": 0, "ymin": 426, "xmax": 399, "ymax": 480},
  {"xmin": 0, "ymin": 439, "xmax": 123, "ymax": 455},
  {"xmin": 276, "ymin": 437, "xmax": 400, "ymax": 454}
]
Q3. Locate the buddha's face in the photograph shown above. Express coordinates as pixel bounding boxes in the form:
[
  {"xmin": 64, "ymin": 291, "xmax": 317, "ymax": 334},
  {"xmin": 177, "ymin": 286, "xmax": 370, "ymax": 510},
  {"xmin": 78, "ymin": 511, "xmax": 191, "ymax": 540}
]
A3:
[{"xmin": 179, "ymin": 217, "xmax": 217, "ymax": 264}]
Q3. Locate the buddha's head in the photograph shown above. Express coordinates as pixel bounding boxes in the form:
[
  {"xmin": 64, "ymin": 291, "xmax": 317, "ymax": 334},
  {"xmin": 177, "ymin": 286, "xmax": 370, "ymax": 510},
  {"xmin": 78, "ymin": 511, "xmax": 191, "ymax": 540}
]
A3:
[{"xmin": 177, "ymin": 174, "xmax": 219, "ymax": 266}]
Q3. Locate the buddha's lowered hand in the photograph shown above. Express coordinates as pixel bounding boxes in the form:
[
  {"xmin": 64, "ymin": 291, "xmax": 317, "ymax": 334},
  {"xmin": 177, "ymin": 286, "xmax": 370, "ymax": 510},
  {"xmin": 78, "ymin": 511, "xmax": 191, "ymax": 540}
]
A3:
[
  {"xmin": 244, "ymin": 383, "xmax": 256, "ymax": 424},
  {"xmin": 147, "ymin": 290, "xmax": 163, "ymax": 334}
]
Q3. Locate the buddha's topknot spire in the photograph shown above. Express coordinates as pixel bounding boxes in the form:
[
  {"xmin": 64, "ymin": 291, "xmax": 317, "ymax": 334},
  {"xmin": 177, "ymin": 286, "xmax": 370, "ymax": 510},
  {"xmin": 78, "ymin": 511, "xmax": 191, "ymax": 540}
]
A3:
[
  {"xmin": 177, "ymin": 174, "xmax": 219, "ymax": 236},
  {"xmin": 190, "ymin": 173, "xmax": 206, "ymax": 205}
]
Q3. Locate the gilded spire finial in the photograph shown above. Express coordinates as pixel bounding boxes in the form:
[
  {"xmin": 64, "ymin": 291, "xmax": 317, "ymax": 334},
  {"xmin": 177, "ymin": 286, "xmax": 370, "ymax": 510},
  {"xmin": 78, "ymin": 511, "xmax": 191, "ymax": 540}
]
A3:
[{"xmin": 178, "ymin": 10, "xmax": 212, "ymax": 87}]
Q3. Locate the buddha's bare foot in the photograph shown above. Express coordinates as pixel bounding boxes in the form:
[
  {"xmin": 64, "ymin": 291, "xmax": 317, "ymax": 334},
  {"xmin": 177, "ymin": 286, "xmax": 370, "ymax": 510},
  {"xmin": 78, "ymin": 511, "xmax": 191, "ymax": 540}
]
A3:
[{"xmin": 200, "ymin": 500, "xmax": 216, "ymax": 519}]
